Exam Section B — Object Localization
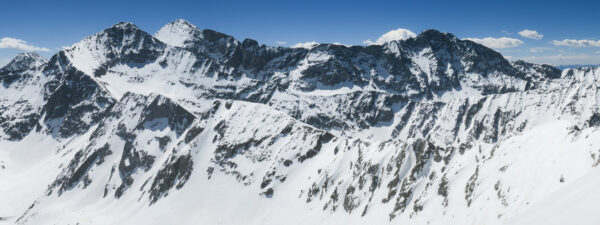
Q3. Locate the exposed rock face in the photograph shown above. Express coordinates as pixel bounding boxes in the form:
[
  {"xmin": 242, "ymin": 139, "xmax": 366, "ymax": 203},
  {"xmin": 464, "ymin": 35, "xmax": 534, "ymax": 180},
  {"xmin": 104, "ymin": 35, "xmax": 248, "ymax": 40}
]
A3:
[
  {"xmin": 41, "ymin": 60, "xmax": 116, "ymax": 138},
  {"xmin": 136, "ymin": 95, "xmax": 195, "ymax": 136},
  {"xmin": 3, "ymin": 20, "xmax": 600, "ymax": 225},
  {"xmin": 148, "ymin": 153, "xmax": 193, "ymax": 203}
]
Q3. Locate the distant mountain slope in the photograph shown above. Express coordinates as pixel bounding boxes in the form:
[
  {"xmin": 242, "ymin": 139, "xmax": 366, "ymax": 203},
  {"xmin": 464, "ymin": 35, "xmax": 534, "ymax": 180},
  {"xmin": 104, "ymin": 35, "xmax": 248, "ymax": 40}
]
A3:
[
  {"xmin": 556, "ymin": 64, "xmax": 600, "ymax": 70},
  {"xmin": 0, "ymin": 52, "xmax": 47, "ymax": 73}
]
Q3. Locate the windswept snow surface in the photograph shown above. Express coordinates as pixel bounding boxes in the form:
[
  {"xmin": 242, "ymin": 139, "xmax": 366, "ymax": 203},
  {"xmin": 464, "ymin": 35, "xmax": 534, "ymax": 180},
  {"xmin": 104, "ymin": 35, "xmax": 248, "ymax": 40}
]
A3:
[{"xmin": 507, "ymin": 168, "xmax": 600, "ymax": 225}]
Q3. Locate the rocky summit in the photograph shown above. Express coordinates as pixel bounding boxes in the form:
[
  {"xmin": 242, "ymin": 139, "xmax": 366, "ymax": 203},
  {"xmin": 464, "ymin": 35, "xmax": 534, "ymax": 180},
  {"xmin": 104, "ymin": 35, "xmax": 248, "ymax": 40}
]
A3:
[{"xmin": 1, "ymin": 20, "xmax": 600, "ymax": 225}]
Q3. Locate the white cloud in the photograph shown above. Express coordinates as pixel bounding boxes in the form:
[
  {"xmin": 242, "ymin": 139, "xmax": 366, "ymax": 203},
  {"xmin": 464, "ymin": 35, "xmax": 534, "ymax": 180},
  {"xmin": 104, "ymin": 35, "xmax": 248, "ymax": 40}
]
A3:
[
  {"xmin": 529, "ymin": 47, "xmax": 552, "ymax": 53},
  {"xmin": 292, "ymin": 41, "xmax": 318, "ymax": 49},
  {"xmin": 0, "ymin": 37, "xmax": 50, "ymax": 52},
  {"xmin": 332, "ymin": 42, "xmax": 350, "ymax": 47},
  {"xmin": 552, "ymin": 39, "xmax": 600, "ymax": 47},
  {"xmin": 363, "ymin": 28, "xmax": 417, "ymax": 45},
  {"xmin": 518, "ymin": 29, "xmax": 543, "ymax": 40},
  {"xmin": 502, "ymin": 30, "xmax": 513, "ymax": 35},
  {"xmin": 519, "ymin": 54, "xmax": 600, "ymax": 65},
  {"xmin": 464, "ymin": 37, "xmax": 524, "ymax": 48},
  {"xmin": 276, "ymin": 41, "xmax": 287, "ymax": 45}
]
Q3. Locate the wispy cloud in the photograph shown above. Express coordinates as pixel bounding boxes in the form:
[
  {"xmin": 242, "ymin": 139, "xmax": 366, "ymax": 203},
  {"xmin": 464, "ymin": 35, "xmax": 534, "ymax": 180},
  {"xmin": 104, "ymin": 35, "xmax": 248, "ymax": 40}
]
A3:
[
  {"xmin": 502, "ymin": 30, "xmax": 513, "ymax": 36},
  {"xmin": 518, "ymin": 29, "xmax": 543, "ymax": 40},
  {"xmin": 276, "ymin": 41, "xmax": 287, "ymax": 45},
  {"xmin": 364, "ymin": 28, "xmax": 417, "ymax": 45},
  {"xmin": 464, "ymin": 37, "xmax": 524, "ymax": 48},
  {"xmin": 552, "ymin": 39, "xmax": 600, "ymax": 47},
  {"xmin": 291, "ymin": 41, "xmax": 318, "ymax": 49},
  {"xmin": 0, "ymin": 37, "xmax": 50, "ymax": 52},
  {"xmin": 519, "ymin": 54, "xmax": 600, "ymax": 65},
  {"xmin": 529, "ymin": 47, "xmax": 552, "ymax": 53}
]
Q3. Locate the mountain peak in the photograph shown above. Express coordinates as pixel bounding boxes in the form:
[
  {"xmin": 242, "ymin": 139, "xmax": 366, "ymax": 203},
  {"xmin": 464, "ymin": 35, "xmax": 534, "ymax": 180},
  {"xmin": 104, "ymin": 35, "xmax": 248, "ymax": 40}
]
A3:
[
  {"xmin": 170, "ymin": 19, "xmax": 195, "ymax": 28},
  {"xmin": 0, "ymin": 52, "xmax": 47, "ymax": 72},
  {"xmin": 92, "ymin": 22, "xmax": 146, "ymax": 39},
  {"xmin": 80, "ymin": 21, "xmax": 149, "ymax": 44},
  {"xmin": 386, "ymin": 29, "xmax": 460, "ymax": 52},
  {"xmin": 419, "ymin": 29, "xmax": 446, "ymax": 36},
  {"xmin": 110, "ymin": 21, "xmax": 138, "ymax": 30},
  {"xmin": 63, "ymin": 21, "xmax": 164, "ymax": 76},
  {"xmin": 415, "ymin": 29, "xmax": 458, "ymax": 43},
  {"xmin": 154, "ymin": 19, "xmax": 202, "ymax": 47}
]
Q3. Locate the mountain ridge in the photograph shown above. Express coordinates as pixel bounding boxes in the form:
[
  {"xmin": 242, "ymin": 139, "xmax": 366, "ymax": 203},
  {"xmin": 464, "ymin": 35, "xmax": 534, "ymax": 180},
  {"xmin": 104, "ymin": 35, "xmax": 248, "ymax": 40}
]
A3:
[{"xmin": 1, "ymin": 20, "xmax": 599, "ymax": 225}]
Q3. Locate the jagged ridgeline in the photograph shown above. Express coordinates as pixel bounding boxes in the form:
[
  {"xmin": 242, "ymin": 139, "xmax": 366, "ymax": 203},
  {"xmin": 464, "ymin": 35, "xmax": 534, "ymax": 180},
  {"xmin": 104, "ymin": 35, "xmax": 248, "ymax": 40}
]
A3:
[{"xmin": 1, "ymin": 20, "xmax": 600, "ymax": 225}]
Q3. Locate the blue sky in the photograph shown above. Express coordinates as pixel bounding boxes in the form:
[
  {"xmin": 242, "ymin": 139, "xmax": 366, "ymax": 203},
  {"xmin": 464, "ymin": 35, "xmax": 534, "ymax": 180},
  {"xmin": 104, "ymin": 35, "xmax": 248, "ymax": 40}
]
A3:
[{"xmin": 1, "ymin": 0, "xmax": 599, "ymax": 66}]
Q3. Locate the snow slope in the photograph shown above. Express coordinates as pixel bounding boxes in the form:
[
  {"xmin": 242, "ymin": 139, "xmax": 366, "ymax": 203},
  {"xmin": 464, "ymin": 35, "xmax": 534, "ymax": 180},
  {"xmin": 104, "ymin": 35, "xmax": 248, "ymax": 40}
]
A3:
[{"xmin": 507, "ymin": 167, "xmax": 600, "ymax": 225}]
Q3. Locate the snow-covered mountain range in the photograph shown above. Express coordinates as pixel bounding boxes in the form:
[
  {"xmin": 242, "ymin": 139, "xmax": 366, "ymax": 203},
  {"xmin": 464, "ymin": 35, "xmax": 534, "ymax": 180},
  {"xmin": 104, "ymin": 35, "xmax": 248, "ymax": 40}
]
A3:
[
  {"xmin": 1, "ymin": 19, "xmax": 600, "ymax": 225},
  {"xmin": 557, "ymin": 64, "xmax": 600, "ymax": 70}
]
